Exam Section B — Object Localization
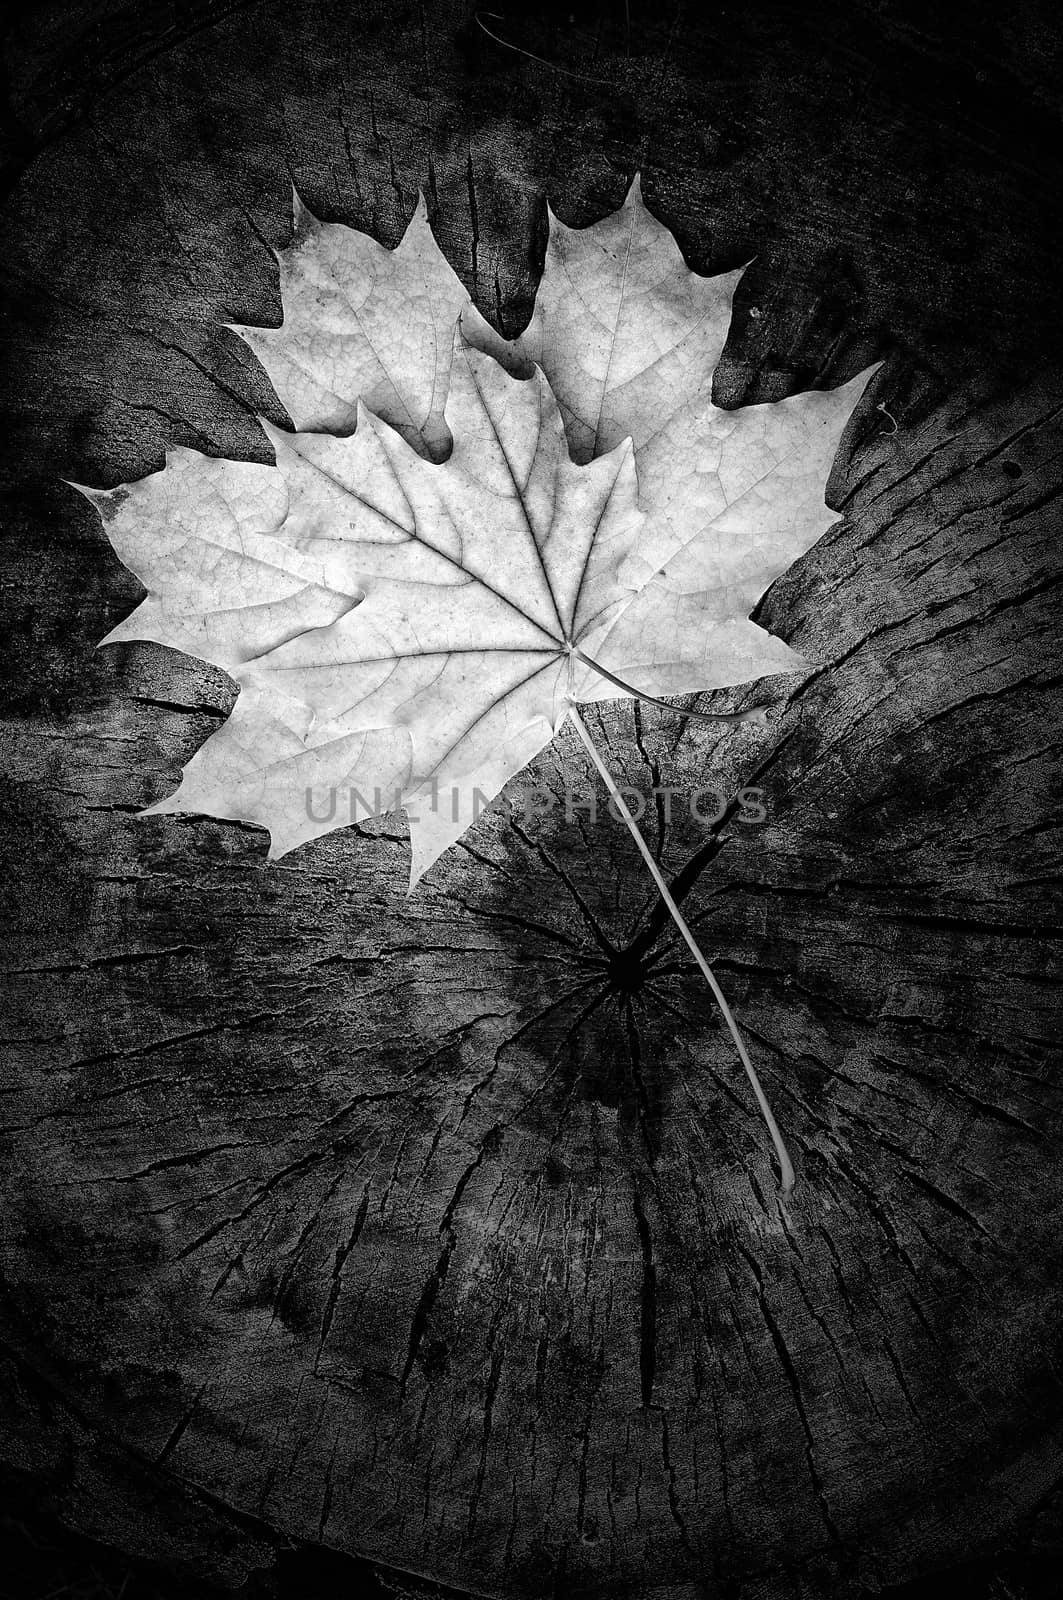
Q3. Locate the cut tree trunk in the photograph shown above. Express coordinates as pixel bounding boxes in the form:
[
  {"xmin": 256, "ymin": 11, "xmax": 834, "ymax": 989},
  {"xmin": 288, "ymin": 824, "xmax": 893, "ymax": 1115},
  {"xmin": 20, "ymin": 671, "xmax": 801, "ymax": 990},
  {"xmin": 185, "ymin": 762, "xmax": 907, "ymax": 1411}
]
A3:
[{"xmin": 1, "ymin": 3, "xmax": 1062, "ymax": 1598}]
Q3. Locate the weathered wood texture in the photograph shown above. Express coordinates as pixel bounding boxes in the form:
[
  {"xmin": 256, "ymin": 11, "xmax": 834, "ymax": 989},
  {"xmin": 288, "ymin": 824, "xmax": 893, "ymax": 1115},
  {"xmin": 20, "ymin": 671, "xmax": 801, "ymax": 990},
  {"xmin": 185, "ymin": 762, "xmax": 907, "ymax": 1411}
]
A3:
[{"xmin": 2, "ymin": 2, "xmax": 1062, "ymax": 1597}]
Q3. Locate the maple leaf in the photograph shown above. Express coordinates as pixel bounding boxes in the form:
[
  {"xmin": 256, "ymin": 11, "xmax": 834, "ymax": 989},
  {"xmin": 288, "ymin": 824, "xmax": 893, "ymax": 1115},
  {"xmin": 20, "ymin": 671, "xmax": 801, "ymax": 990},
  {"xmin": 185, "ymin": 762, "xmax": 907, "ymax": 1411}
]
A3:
[
  {"xmin": 77, "ymin": 178, "xmax": 876, "ymax": 1191},
  {"xmin": 83, "ymin": 180, "xmax": 871, "ymax": 883}
]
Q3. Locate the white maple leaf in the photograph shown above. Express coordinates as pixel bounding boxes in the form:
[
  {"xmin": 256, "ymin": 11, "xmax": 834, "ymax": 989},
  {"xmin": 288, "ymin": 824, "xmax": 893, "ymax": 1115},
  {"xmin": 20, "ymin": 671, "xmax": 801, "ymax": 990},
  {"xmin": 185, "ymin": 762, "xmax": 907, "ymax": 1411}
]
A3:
[
  {"xmin": 75, "ymin": 178, "xmax": 877, "ymax": 1191},
  {"xmin": 81, "ymin": 179, "xmax": 872, "ymax": 887}
]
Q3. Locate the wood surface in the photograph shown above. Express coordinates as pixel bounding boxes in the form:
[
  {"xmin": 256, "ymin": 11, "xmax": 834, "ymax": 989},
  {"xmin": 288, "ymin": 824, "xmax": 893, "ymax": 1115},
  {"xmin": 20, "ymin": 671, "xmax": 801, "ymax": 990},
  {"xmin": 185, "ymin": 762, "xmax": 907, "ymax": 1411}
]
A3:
[{"xmin": 1, "ymin": 3, "xmax": 1062, "ymax": 1597}]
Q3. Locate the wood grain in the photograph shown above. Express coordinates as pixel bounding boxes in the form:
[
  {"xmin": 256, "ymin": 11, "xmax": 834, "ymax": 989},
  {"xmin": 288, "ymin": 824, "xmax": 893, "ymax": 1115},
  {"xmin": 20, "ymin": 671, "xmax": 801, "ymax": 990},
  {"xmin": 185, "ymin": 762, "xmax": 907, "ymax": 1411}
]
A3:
[{"xmin": 1, "ymin": 3, "xmax": 1062, "ymax": 1596}]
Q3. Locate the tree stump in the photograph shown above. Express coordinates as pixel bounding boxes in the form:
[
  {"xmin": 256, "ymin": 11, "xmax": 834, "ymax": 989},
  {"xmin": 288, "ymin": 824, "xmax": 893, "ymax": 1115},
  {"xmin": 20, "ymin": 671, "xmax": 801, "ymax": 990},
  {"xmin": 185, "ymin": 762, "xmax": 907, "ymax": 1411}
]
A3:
[{"xmin": 2, "ymin": 3, "xmax": 1061, "ymax": 1597}]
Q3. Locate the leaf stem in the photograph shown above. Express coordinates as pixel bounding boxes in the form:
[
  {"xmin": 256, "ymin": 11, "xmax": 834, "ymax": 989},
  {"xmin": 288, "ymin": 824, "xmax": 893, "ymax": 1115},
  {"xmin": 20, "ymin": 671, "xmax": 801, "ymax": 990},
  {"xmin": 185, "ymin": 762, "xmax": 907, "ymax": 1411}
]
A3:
[
  {"xmin": 572, "ymin": 646, "xmax": 768, "ymax": 726},
  {"xmin": 566, "ymin": 702, "xmax": 795, "ymax": 1197}
]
